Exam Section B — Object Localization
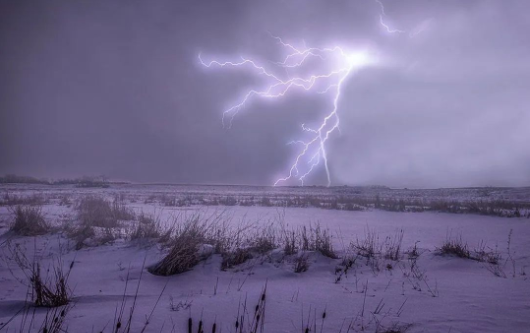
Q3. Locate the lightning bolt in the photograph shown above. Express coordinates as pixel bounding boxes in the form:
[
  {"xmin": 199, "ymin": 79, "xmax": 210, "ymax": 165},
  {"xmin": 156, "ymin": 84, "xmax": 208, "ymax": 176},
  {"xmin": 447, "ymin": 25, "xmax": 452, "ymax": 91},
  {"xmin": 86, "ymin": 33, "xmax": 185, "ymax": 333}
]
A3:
[
  {"xmin": 199, "ymin": 36, "xmax": 374, "ymax": 186},
  {"xmin": 375, "ymin": 0, "xmax": 406, "ymax": 34},
  {"xmin": 197, "ymin": 1, "xmax": 430, "ymax": 187}
]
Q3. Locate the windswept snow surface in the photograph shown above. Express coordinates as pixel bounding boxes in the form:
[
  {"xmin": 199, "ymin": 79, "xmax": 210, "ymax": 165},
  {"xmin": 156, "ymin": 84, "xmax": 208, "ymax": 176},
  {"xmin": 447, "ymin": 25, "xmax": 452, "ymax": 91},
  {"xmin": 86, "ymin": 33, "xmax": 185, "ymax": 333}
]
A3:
[{"xmin": 0, "ymin": 184, "xmax": 529, "ymax": 333}]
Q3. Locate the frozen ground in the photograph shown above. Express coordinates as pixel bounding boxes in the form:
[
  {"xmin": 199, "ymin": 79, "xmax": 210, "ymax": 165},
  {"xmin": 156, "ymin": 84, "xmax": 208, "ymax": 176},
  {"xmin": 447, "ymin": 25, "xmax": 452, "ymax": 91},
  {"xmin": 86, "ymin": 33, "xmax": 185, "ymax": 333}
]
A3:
[{"xmin": 0, "ymin": 185, "xmax": 529, "ymax": 332}]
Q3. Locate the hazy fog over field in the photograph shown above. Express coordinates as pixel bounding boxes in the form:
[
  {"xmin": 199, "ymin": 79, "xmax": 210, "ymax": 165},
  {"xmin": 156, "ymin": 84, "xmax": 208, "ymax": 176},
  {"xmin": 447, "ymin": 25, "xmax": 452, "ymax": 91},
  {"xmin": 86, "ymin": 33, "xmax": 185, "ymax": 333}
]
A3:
[{"xmin": 1, "ymin": 0, "xmax": 529, "ymax": 187}]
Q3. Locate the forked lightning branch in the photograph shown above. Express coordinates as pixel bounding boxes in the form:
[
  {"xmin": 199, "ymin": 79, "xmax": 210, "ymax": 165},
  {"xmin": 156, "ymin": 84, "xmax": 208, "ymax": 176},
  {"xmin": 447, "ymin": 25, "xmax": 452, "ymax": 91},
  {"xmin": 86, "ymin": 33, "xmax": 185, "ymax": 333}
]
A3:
[{"xmin": 199, "ymin": 37, "xmax": 375, "ymax": 186}]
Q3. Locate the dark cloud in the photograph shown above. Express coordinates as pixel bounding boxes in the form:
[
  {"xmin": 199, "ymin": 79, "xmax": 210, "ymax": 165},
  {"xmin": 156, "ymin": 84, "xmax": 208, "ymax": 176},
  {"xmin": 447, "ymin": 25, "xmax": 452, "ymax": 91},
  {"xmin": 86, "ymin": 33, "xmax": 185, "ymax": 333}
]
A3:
[{"xmin": 1, "ymin": 0, "xmax": 529, "ymax": 187}]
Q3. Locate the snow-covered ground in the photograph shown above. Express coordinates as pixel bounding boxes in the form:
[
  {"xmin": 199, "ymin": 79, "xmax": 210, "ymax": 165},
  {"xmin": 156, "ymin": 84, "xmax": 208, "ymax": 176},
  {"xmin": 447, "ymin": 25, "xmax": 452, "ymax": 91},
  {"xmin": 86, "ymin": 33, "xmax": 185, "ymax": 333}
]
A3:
[{"xmin": 0, "ymin": 185, "xmax": 529, "ymax": 333}]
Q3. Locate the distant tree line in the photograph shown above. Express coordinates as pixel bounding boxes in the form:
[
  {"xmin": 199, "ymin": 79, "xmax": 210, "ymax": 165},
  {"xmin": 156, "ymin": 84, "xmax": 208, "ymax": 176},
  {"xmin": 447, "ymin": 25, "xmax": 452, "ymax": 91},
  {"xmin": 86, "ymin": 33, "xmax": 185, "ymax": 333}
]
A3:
[
  {"xmin": 0, "ymin": 174, "xmax": 127, "ymax": 188},
  {"xmin": 0, "ymin": 174, "xmax": 49, "ymax": 185}
]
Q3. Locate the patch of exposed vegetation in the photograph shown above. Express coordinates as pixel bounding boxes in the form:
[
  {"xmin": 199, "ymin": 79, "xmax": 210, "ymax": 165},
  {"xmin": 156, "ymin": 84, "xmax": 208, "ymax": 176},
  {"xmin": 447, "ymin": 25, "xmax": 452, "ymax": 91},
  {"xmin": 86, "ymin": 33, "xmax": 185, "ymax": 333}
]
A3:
[
  {"xmin": 148, "ymin": 217, "xmax": 210, "ymax": 276},
  {"xmin": 436, "ymin": 235, "xmax": 502, "ymax": 265},
  {"xmin": 9, "ymin": 206, "xmax": 50, "ymax": 236},
  {"xmin": 65, "ymin": 196, "xmax": 135, "ymax": 249}
]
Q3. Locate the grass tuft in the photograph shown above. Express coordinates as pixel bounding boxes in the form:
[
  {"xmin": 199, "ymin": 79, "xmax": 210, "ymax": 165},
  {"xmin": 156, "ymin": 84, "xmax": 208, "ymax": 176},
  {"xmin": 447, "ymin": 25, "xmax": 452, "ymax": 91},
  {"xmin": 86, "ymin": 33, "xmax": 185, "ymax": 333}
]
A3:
[
  {"xmin": 437, "ymin": 236, "xmax": 471, "ymax": 258},
  {"xmin": 9, "ymin": 206, "xmax": 50, "ymax": 236},
  {"xmin": 148, "ymin": 216, "xmax": 210, "ymax": 276},
  {"xmin": 77, "ymin": 196, "xmax": 134, "ymax": 228},
  {"xmin": 31, "ymin": 260, "xmax": 71, "ymax": 307},
  {"xmin": 128, "ymin": 213, "xmax": 163, "ymax": 241}
]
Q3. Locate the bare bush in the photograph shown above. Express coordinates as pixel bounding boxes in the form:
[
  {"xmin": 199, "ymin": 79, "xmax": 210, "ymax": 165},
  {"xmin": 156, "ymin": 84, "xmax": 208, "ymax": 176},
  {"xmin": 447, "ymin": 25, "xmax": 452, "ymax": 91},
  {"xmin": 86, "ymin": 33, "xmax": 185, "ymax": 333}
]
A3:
[{"xmin": 9, "ymin": 206, "xmax": 50, "ymax": 236}]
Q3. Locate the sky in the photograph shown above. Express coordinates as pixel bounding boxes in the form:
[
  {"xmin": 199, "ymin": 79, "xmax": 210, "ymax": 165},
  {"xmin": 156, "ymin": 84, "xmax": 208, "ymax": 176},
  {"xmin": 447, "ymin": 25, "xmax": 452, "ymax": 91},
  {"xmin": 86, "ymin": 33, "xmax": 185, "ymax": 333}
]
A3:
[{"xmin": 0, "ymin": 0, "xmax": 529, "ymax": 188}]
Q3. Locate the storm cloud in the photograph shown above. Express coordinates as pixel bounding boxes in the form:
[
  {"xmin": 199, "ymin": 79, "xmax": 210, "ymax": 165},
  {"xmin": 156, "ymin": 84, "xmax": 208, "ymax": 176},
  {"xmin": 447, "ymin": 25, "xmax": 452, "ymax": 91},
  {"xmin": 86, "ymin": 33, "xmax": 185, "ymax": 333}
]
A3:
[{"xmin": 1, "ymin": 0, "xmax": 529, "ymax": 187}]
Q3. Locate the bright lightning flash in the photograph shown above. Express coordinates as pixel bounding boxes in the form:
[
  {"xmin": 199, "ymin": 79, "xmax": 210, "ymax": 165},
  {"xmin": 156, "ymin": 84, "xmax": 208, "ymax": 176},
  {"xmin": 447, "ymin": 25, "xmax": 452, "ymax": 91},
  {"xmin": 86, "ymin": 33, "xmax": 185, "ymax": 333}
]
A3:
[{"xmin": 199, "ymin": 37, "xmax": 375, "ymax": 186}]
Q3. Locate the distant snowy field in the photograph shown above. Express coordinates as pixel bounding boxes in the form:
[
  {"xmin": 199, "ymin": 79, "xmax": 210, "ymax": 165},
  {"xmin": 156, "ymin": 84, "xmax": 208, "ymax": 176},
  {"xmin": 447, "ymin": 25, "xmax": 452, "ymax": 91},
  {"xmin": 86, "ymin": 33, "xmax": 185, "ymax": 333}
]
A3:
[{"xmin": 0, "ymin": 184, "xmax": 529, "ymax": 333}]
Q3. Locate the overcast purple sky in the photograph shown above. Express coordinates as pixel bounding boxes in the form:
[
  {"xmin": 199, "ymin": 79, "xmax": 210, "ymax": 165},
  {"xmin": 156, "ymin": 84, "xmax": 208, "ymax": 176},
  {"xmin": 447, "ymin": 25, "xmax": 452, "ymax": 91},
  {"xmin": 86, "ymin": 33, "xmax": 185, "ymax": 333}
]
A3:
[{"xmin": 1, "ymin": 0, "xmax": 529, "ymax": 187}]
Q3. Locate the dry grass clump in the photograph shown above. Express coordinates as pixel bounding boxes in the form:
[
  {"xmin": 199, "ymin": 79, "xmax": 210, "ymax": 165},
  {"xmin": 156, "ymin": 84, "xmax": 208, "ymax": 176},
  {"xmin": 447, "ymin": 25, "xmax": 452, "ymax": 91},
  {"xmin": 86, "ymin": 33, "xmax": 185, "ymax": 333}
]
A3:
[
  {"xmin": 77, "ymin": 196, "xmax": 135, "ymax": 228},
  {"xmin": 216, "ymin": 223, "xmax": 279, "ymax": 271},
  {"xmin": 347, "ymin": 230, "xmax": 408, "ymax": 274},
  {"xmin": 221, "ymin": 248, "xmax": 253, "ymax": 271},
  {"xmin": 436, "ymin": 236, "xmax": 471, "ymax": 259},
  {"xmin": 250, "ymin": 235, "xmax": 277, "ymax": 254},
  {"xmin": 148, "ymin": 216, "xmax": 210, "ymax": 276},
  {"xmin": 2, "ymin": 240, "xmax": 74, "ymax": 308},
  {"xmin": 352, "ymin": 229, "xmax": 405, "ymax": 262},
  {"xmin": 128, "ymin": 213, "xmax": 163, "ymax": 241},
  {"xmin": 282, "ymin": 230, "xmax": 297, "ymax": 256},
  {"xmin": 66, "ymin": 196, "xmax": 135, "ymax": 249},
  {"xmin": 148, "ymin": 212, "xmax": 282, "ymax": 274},
  {"xmin": 293, "ymin": 252, "xmax": 309, "ymax": 273},
  {"xmin": 9, "ymin": 206, "xmax": 50, "ymax": 236},
  {"xmin": 65, "ymin": 220, "xmax": 120, "ymax": 250},
  {"xmin": 280, "ymin": 224, "xmax": 336, "ymax": 259},
  {"xmin": 300, "ymin": 225, "xmax": 337, "ymax": 259},
  {"xmin": 436, "ymin": 235, "xmax": 502, "ymax": 266},
  {"xmin": 383, "ymin": 229, "xmax": 404, "ymax": 261},
  {"xmin": 219, "ymin": 228, "xmax": 280, "ymax": 271},
  {"xmin": 334, "ymin": 254, "xmax": 358, "ymax": 283},
  {"xmin": 473, "ymin": 241, "xmax": 502, "ymax": 265},
  {"xmin": 31, "ymin": 259, "xmax": 72, "ymax": 307},
  {"xmin": 65, "ymin": 224, "xmax": 97, "ymax": 250}
]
